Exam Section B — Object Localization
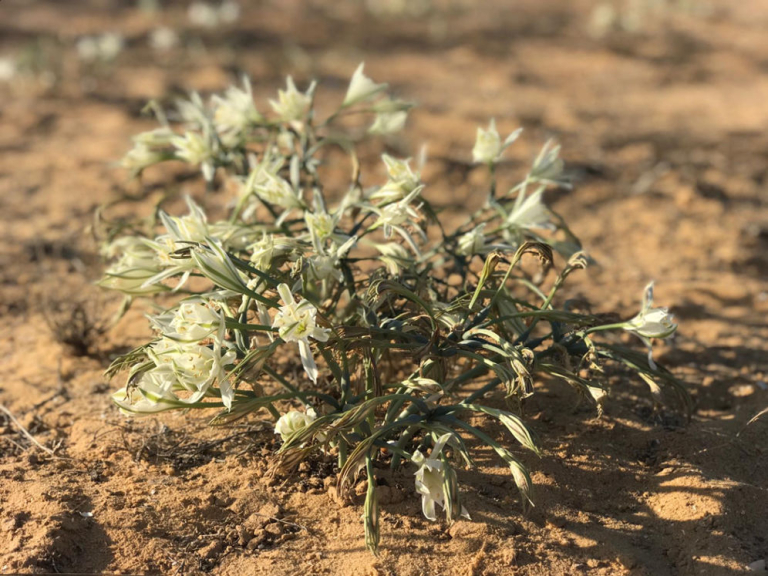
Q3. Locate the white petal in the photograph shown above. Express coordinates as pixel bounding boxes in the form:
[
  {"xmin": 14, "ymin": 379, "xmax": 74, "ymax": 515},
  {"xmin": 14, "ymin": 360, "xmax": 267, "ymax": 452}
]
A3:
[
  {"xmin": 337, "ymin": 235, "xmax": 358, "ymax": 257},
  {"xmin": 218, "ymin": 375, "xmax": 234, "ymax": 410},
  {"xmin": 277, "ymin": 283, "xmax": 293, "ymax": 305},
  {"xmin": 642, "ymin": 282, "xmax": 655, "ymax": 312},
  {"xmin": 431, "ymin": 433, "xmax": 454, "ymax": 457},
  {"xmin": 298, "ymin": 339, "xmax": 318, "ymax": 383},
  {"xmin": 202, "ymin": 160, "xmax": 215, "ymax": 182},
  {"xmin": 343, "ymin": 63, "xmax": 387, "ymax": 107},
  {"xmin": 647, "ymin": 349, "xmax": 658, "ymax": 371},
  {"xmin": 311, "ymin": 327, "xmax": 330, "ymax": 343},
  {"xmin": 422, "ymin": 496, "xmax": 437, "ymax": 521},
  {"xmin": 503, "ymin": 127, "xmax": 523, "ymax": 148}
]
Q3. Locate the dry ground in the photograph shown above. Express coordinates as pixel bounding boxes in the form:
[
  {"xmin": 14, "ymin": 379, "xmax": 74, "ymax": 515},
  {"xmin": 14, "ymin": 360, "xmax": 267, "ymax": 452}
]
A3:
[{"xmin": 1, "ymin": 0, "xmax": 767, "ymax": 574}]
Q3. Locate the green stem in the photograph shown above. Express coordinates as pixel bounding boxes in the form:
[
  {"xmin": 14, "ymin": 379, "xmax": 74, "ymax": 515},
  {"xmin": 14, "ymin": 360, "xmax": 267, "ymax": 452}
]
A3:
[
  {"xmin": 338, "ymin": 438, "xmax": 348, "ymax": 469},
  {"xmin": 582, "ymin": 322, "xmax": 629, "ymax": 336},
  {"xmin": 225, "ymin": 319, "xmax": 278, "ymax": 332}
]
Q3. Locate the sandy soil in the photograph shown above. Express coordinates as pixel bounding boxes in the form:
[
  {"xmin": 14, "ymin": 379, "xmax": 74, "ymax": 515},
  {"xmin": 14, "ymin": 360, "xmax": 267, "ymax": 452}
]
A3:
[{"xmin": 1, "ymin": 1, "xmax": 767, "ymax": 574}]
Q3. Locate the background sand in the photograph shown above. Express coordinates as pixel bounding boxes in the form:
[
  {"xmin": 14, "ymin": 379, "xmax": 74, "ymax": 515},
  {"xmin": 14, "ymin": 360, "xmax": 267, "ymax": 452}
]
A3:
[{"xmin": 1, "ymin": 1, "xmax": 767, "ymax": 574}]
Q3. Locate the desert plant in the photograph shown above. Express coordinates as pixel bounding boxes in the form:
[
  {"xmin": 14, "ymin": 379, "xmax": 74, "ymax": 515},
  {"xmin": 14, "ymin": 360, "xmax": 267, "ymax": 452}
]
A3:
[
  {"xmin": 44, "ymin": 297, "xmax": 109, "ymax": 357},
  {"xmin": 98, "ymin": 64, "xmax": 686, "ymax": 552},
  {"xmin": 588, "ymin": 0, "xmax": 713, "ymax": 38}
]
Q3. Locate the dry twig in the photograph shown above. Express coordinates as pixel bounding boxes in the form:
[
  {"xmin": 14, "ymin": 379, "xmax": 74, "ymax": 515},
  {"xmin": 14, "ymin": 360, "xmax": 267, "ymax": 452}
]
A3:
[{"xmin": 0, "ymin": 403, "xmax": 69, "ymax": 459}]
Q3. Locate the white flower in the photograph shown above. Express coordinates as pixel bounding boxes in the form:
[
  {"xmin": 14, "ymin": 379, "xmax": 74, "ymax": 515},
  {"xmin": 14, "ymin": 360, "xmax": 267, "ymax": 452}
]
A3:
[
  {"xmin": 212, "ymin": 76, "xmax": 263, "ymax": 145},
  {"xmin": 308, "ymin": 254, "xmax": 340, "ymax": 282},
  {"xmin": 472, "ymin": 119, "xmax": 522, "ymax": 164},
  {"xmin": 133, "ymin": 127, "xmax": 176, "ymax": 147},
  {"xmin": 412, "ymin": 433, "xmax": 470, "ymax": 521},
  {"xmin": 159, "ymin": 196, "xmax": 210, "ymax": 244},
  {"xmin": 77, "ymin": 33, "xmax": 124, "ymax": 62},
  {"xmin": 269, "ymin": 76, "xmax": 312, "ymax": 122},
  {"xmin": 100, "ymin": 241, "xmax": 165, "ymax": 295},
  {"xmin": 343, "ymin": 63, "xmax": 387, "ymax": 107},
  {"xmin": 208, "ymin": 219, "xmax": 251, "ymax": 248},
  {"xmin": 98, "ymin": 33, "xmax": 125, "ymax": 61},
  {"xmin": 99, "ymin": 237, "xmax": 170, "ymax": 295},
  {"xmin": 248, "ymin": 237, "xmax": 274, "ymax": 270},
  {"xmin": 305, "ymin": 210, "xmax": 337, "ymax": 242},
  {"xmin": 132, "ymin": 198, "xmax": 213, "ymax": 291},
  {"xmin": 167, "ymin": 300, "xmax": 222, "ymax": 341},
  {"xmin": 378, "ymin": 202, "xmax": 409, "ymax": 228},
  {"xmin": 588, "ymin": 3, "xmax": 618, "ymax": 38},
  {"xmin": 219, "ymin": 0, "xmax": 240, "ymax": 23},
  {"xmin": 176, "ymin": 92, "xmax": 209, "ymax": 128},
  {"xmin": 171, "ymin": 131, "xmax": 217, "ymax": 181},
  {"xmin": 305, "ymin": 208, "xmax": 350, "ymax": 251},
  {"xmin": 147, "ymin": 337, "xmax": 181, "ymax": 367},
  {"xmin": 191, "ymin": 240, "xmax": 249, "ymax": 294},
  {"xmin": 0, "ymin": 57, "xmax": 17, "ymax": 83},
  {"xmin": 307, "ymin": 236, "xmax": 356, "ymax": 283},
  {"xmin": 234, "ymin": 154, "xmax": 287, "ymax": 219},
  {"xmin": 121, "ymin": 128, "xmax": 176, "ymax": 176},
  {"xmin": 456, "ymin": 224, "xmax": 486, "ymax": 256},
  {"xmin": 625, "ymin": 283, "xmax": 677, "ymax": 339},
  {"xmin": 506, "ymin": 186, "xmax": 551, "ymax": 230},
  {"xmin": 139, "ymin": 235, "xmax": 195, "ymax": 290},
  {"xmin": 369, "ymin": 186, "xmax": 425, "ymax": 252},
  {"xmin": 148, "ymin": 334, "xmax": 237, "ymax": 406},
  {"xmin": 369, "ymin": 110, "xmax": 407, "ymax": 135},
  {"xmin": 120, "ymin": 142, "xmax": 165, "ymax": 176},
  {"xmin": 274, "ymin": 410, "xmax": 316, "ymax": 442},
  {"xmin": 112, "ymin": 366, "xmax": 179, "ymax": 415},
  {"xmin": 272, "ymin": 284, "xmax": 330, "ymax": 383},
  {"xmin": 236, "ymin": 151, "xmax": 284, "ymax": 199},
  {"xmin": 253, "ymin": 172, "xmax": 304, "ymax": 209},
  {"xmin": 384, "ymin": 154, "xmax": 420, "ymax": 191},
  {"xmin": 276, "ymin": 129, "xmax": 295, "ymax": 153},
  {"xmin": 606, "ymin": 282, "xmax": 678, "ymax": 370},
  {"xmin": 101, "ymin": 263, "xmax": 163, "ymax": 294},
  {"xmin": 76, "ymin": 37, "xmax": 99, "ymax": 62},
  {"xmin": 171, "ymin": 343, "xmax": 229, "ymax": 394},
  {"xmin": 149, "ymin": 27, "xmax": 179, "ymax": 51},
  {"xmin": 115, "ymin": 328, "xmax": 237, "ymax": 412},
  {"xmin": 530, "ymin": 139, "xmax": 565, "ymax": 184},
  {"xmin": 248, "ymin": 235, "xmax": 301, "ymax": 270},
  {"xmin": 370, "ymin": 155, "xmax": 421, "ymax": 203},
  {"xmin": 100, "ymin": 236, "xmax": 144, "ymax": 260},
  {"xmin": 374, "ymin": 242, "xmax": 411, "ymax": 275},
  {"xmin": 188, "ymin": 1, "xmax": 219, "ymax": 27}
]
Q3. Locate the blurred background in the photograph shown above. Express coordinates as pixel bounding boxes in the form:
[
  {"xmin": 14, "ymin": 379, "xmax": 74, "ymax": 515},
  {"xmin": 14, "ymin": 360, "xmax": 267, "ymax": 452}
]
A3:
[
  {"xmin": 1, "ymin": 1, "xmax": 767, "ymax": 574},
  {"xmin": 2, "ymin": 0, "xmax": 768, "ymax": 287}
]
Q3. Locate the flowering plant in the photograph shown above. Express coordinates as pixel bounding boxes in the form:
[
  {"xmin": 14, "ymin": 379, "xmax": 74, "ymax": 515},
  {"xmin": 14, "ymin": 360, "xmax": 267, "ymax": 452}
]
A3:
[{"xmin": 99, "ymin": 64, "xmax": 687, "ymax": 552}]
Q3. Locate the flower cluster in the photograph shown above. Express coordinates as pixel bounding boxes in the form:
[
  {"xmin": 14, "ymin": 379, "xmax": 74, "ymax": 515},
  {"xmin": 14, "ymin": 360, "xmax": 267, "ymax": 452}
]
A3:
[
  {"xmin": 100, "ymin": 65, "xmax": 685, "ymax": 553},
  {"xmin": 76, "ymin": 33, "xmax": 124, "ymax": 63}
]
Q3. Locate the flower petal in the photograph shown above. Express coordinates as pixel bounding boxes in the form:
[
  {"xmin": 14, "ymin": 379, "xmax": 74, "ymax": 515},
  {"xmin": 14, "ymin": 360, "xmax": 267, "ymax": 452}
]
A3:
[
  {"xmin": 642, "ymin": 281, "xmax": 655, "ymax": 312},
  {"xmin": 422, "ymin": 495, "xmax": 437, "ymax": 521},
  {"xmin": 298, "ymin": 339, "xmax": 318, "ymax": 383},
  {"xmin": 277, "ymin": 283, "xmax": 294, "ymax": 305},
  {"xmin": 218, "ymin": 374, "xmax": 234, "ymax": 410},
  {"xmin": 431, "ymin": 432, "xmax": 454, "ymax": 457}
]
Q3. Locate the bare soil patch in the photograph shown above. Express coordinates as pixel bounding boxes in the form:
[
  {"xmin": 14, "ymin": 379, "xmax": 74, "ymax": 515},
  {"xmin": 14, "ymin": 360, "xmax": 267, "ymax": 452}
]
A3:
[{"xmin": 1, "ymin": 1, "xmax": 766, "ymax": 574}]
